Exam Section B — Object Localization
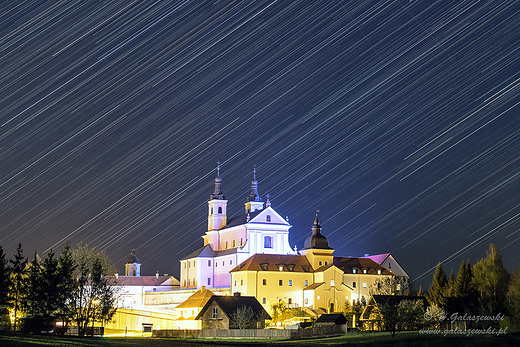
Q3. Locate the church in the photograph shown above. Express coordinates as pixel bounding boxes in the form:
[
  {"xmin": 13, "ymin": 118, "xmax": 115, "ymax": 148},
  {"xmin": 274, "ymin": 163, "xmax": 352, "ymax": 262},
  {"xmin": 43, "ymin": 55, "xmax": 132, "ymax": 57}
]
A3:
[
  {"xmin": 178, "ymin": 165, "xmax": 408, "ymax": 312},
  {"xmin": 179, "ymin": 164, "xmax": 296, "ymax": 290}
]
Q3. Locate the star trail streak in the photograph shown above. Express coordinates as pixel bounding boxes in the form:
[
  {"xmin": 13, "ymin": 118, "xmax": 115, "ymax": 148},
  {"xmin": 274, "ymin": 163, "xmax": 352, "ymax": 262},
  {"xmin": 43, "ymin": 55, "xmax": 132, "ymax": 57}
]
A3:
[{"xmin": 1, "ymin": 1, "xmax": 519, "ymax": 287}]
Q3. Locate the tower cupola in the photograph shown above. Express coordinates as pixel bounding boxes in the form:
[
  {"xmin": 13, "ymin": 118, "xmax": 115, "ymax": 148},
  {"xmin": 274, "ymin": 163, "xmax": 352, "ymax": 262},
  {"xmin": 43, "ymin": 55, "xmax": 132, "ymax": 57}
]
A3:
[
  {"xmin": 207, "ymin": 162, "xmax": 228, "ymax": 232},
  {"xmin": 245, "ymin": 165, "xmax": 264, "ymax": 213}
]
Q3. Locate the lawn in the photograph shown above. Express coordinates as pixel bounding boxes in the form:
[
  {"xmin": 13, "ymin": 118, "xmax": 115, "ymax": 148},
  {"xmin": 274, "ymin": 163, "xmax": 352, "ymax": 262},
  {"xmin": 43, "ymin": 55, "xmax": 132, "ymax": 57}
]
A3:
[{"xmin": 1, "ymin": 330, "xmax": 519, "ymax": 347}]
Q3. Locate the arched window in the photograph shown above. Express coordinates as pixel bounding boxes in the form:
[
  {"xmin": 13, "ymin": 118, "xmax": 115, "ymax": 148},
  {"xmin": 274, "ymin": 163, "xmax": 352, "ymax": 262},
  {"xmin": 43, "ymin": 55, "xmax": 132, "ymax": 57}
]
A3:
[
  {"xmin": 218, "ymin": 206, "xmax": 222, "ymax": 214},
  {"xmin": 266, "ymin": 215, "xmax": 271, "ymax": 222},
  {"xmin": 264, "ymin": 236, "xmax": 272, "ymax": 248},
  {"xmin": 211, "ymin": 207, "xmax": 213, "ymax": 214}
]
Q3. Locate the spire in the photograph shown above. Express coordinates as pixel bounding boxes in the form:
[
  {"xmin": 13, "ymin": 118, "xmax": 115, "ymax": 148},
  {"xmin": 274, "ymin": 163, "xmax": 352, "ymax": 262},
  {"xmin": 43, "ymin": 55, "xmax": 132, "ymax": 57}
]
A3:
[
  {"xmin": 266, "ymin": 193, "xmax": 271, "ymax": 207},
  {"xmin": 247, "ymin": 164, "xmax": 262, "ymax": 202},
  {"xmin": 303, "ymin": 210, "xmax": 332, "ymax": 249},
  {"xmin": 211, "ymin": 161, "xmax": 225, "ymax": 200},
  {"xmin": 312, "ymin": 211, "xmax": 321, "ymax": 235}
]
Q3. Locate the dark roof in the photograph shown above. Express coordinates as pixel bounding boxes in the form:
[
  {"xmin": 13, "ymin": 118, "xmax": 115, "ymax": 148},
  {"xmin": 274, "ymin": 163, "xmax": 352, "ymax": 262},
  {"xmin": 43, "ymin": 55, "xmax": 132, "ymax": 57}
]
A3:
[
  {"xmin": 220, "ymin": 209, "xmax": 264, "ymax": 230},
  {"xmin": 196, "ymin": 295, "xmax": 270, "ymax": 320},
  {"xmin": 117, "ymin": 276, "xmax": 171, "ymax": 286},
  {"xmin": 231, "ymin": 253, "xmax": 313, "ymax": 273},
  {"xmin": 302, "ymin": 215, "xmax": 332, "ymax": 250},
  {"xmin": 333, "ymin": 257, "xmax": 394, "ymax": 275},
  {"xmin": 304, "ymin": 282, "xmax": 324, "ymax": 290},
  {"xmin": 315, "ymin": 314, "xmax": 347, "ymax": 324}
]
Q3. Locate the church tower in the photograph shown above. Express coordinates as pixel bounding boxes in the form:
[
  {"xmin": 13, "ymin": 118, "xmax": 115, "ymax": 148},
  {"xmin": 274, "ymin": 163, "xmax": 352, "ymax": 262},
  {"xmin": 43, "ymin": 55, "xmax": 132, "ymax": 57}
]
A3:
[
  {"xmin": 125, "ymin": 248, "xmax": 141, "ymax": 276},
  {"xmin": 244, "ymin": 165, "xmax": 264, "ymax": 213},
  {"xmin": 300, "ymin": 213, "xmax": 334, "ymax": 270},
  {"xmin": 207, "ymin": 162, "xmax": 228, "ymax": 231}
]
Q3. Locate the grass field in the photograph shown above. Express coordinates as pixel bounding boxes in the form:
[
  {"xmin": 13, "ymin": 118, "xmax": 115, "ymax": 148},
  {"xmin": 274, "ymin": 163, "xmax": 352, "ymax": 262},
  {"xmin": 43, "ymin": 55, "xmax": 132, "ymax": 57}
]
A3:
[{"xmin": 1, "ymin": 330, "xmax": 519, "ymax": 347}]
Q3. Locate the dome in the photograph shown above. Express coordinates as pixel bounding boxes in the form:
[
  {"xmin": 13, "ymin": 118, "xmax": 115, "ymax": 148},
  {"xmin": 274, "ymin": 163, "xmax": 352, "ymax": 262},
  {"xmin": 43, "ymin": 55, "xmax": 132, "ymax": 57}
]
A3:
[
  {"xmin": 127, "ymin": 248, "xmax": 139, "ymax": 264},
  {"xmin": 303, "ymin": 214, "xmax": 332, "ymax": 250}
]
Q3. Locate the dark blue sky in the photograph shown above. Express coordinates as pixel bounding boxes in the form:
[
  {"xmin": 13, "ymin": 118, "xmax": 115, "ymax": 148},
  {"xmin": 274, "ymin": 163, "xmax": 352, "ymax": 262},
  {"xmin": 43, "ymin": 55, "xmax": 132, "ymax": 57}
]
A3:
[{"xmin": 1, "ymin": 1, "xmax": 519, "ymax": 288}]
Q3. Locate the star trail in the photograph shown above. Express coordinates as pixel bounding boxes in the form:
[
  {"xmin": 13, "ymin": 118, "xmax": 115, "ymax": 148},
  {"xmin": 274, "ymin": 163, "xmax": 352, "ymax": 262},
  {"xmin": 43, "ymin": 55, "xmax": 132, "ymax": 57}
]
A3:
[{"xmin": 1, "ymin": 1, "xmax": 519, "ymax": 287}]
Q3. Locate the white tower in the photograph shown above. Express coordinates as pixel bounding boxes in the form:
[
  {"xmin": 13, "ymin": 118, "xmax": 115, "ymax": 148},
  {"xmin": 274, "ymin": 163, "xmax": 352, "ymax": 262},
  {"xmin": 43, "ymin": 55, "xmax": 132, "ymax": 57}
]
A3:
[
  {"xmin": 207, "ymin": 162, "xmax": 228, "ymax": 231},
  {"xmin": 125, "ymin": 248, "xmax": 141, "ymax": 276}
]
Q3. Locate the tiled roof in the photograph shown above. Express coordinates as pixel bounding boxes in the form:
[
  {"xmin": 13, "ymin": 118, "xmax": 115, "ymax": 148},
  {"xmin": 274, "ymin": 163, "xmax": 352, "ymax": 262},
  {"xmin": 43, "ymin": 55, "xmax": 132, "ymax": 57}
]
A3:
[
  {"xmin": 175, "ymin": 287, "xmax": 215, "ymax": 309},
  {"xmin": 366, "ymin": 253, "xmax": 390, "ymax": 265},
  {"xmin": 117, "ymin": 276, "xmax": 171, "ymax": 286},
  {"xmin": 196, "ymin": 295, "xmax": 270, "ymax": 320},
  {"xmin": 333, "ymin": 257, "xmax": 393, "ymax": 275},
  {"xmin": 230, "ymin": 254, "xmax": 313, "ymax": 273},
  {"xmin": 304, "ymin": 282, "xmax": 324, "ymax": 290}
]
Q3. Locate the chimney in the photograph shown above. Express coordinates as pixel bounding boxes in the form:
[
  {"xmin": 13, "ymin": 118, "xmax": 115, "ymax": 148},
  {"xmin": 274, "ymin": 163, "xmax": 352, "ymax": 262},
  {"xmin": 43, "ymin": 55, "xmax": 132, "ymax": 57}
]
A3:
[
  {"xmin": 156, "ymin": 271, "xmax": 159, "ymax": 278},
  {"xmin": 201, "ymin": 286, "xmax": 206, "ymax": 293}
]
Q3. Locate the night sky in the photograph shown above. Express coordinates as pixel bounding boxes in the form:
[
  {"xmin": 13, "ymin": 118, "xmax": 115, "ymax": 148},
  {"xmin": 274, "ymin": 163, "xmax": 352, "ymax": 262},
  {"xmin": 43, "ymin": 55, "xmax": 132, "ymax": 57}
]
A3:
[{"xmin": 1, "ymin": 1, "xmax": 519, "ymax": 288}]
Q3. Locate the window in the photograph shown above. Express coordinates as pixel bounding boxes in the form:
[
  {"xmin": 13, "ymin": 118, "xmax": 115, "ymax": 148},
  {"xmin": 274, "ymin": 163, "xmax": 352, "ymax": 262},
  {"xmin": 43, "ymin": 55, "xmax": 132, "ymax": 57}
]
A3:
[
  {"xmin": 207, "ymin": 278, "xmax": 211, "ymax": 285},
  {"xmin": 218, "ymin": 206, "xmax": 222, "ymax": 214},
  {"xmin": 222, "ymin": 261, "xmax": 224, "ymax": 266},
  {"xmin": 325, "ymin": 261, "xmax": 328, "ymax": 265},
  {"xmin": 183, "ymin": 280, "xmax": 186, "ymax": 287},
  {"xmin": 363, "ymin": 269, "xmax": 367, "ymax": 274},
  {"xmin": 331, "ymin": 280, "xmax": 335, "ymax": 286},
  {"xmin": 264, "ymin": 236, "xmax": 272, "ymax": 248},
  {"xmin": 260, "ymin": 263, "xmax": 269, "ymax": 271},
  {"xmin": 377, "ymin": 269, "xmax": 381, "ymax": 275},
  {"xmin": 388, "ymin": 262, "xmax": 391, "ymax": 269},
  {"xmin": 319, "ymin": 261, "xmax": 322, "ymax": 266},
  {"xmin": 208, "ymin": 260, "xmax": 211, "ymax": 266},
  {"xmin": 397, "ymin": 283, "xmax": 401, "ymax": 291},
  {"xmin": 240, "ymin": 279, "xmax": 243, "ymax": 285},
  {"xmin": 266, "ymin": 215, "xmax": 271, "ymax": 222},
  {"xmin": 225, "ymin": 241, "xmax": 228, "ymax": 249},
  {"xmin": 317, "ymin": 296, "xmax": 320, "ymax": 300},
  {"xmin": 263, "ymin": 279, "xmax": 267, "ymax": 285},
  {"xmin": 288, "ymin": 298, "xmax": 292, "ymax": 304},
  {"xmin": 212, "ymin": 307, "xmax": 218, "ymax": 319},
  {"xmin": 215, "ymin": 262, "xmax": 217, "ymax": 267},
  {"xmin": 188, "ymin": 262, "xmax": 190, "ymax": 268},
  {"xmin": 305, "ymin": 298, "xmax": 308, "ymax": 305},
  {"xmin": 234, "ymin": 280, "xmax": 236, "ymax": 286},
  {"xmin": 232, "ymin": 240, "xmax": 236, "ymax": 247},
  {"xmin": 353, "ymin": 281, "xmax": 356, "ymax": 288},
  {"xmin": 240, "ymin": 238, "xmax": 243, "ymax": 245},
  {"xmin": 279, "ymin": 280, "xmax": 283, "ymax": 286},
  {"xmin": 352, "ymin": 268, "xmax": 357, "ymax": 274},
  {"xmin": 363, "ymin": 282, "xmax": 367, "ymax": 288},
  {"xmin": 230, "ymin": 260, "xmax": 232, "ymax": 265},
  {"xmin": 289, "ymin": 280, "xmax": 292, "ymax": 286},
  {"xmin": 184, "ymin": 262, "xmax": 186, "ymax": 269},
  {"xmin": 211, "ymin": 207, "xmax": 214, "ymax": 214},
  {"xmin": 278, "ymin": 265, "xmax": 283, "ymax": 271},
  {"xmin": 304, "ymin": 280, "xmax": 308, "ymax": 286},
  {"xmin": 262, "ymin": 298, "xmax": 266, "ymax": 304}
]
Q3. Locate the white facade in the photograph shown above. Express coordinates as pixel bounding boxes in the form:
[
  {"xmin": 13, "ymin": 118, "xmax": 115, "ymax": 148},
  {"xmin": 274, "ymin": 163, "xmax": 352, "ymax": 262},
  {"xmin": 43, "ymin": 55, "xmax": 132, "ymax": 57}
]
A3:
[{"xmin": 180, "ymin": 168, "xmax": 296, "ymax": 289}]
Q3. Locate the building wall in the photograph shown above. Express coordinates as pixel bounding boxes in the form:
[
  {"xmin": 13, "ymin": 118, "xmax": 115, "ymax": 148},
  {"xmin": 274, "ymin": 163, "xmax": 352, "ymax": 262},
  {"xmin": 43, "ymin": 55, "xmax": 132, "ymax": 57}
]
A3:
[{"xmin": 199, "ymin": 302, "xmax": 229, "ymax": 329}]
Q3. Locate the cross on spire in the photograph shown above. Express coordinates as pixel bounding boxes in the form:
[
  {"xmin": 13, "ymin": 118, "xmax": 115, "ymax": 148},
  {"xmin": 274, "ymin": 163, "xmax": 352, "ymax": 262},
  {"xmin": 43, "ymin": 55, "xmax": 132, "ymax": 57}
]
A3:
[{"xmin": 217, "ymin": 161, "xmax": 221, "ymax": 176}]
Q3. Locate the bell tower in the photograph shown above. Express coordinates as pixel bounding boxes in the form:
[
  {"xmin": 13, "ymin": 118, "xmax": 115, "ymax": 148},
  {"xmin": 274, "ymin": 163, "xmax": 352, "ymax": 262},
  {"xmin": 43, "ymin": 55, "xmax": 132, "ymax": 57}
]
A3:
[
  {"xmin": 207, "ymin": 162, "xmax": 227, "ymax": 231},
  {"xmin": 244, "ymin": 165, "xmax": 264, "ymax": 213}
]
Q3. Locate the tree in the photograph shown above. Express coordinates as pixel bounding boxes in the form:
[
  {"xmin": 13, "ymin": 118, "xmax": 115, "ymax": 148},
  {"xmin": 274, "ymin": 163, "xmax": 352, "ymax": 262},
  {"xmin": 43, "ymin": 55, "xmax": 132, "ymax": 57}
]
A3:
[
  {"xmin": 379, "ymin": 299, "xmax": 425, "ymax": 337},
  {"xmin": 344, "ymin": 299, "xmax": 364, "ymax": 328},
  {"xmin": 446, "ymin": 269, "xmax": 456, "ymax": 298},
  {"xmin": 428, "ymin": 262, "xmax": 447, "ymax": 309},
  {"xmin": 40, "ymin": 249, "xmax": 61, "ymax": 325},
  {"xmin": 231, "ymin": 304, "xmax": 257, "ymax": 329},
  {"xmin": 69, "ymin": 244, "xmax": 119, "ymax": 336},
  {"xmin": 450, "ymin": 260, "xmax": 477, "ymax": 314},
  {"xmin": 369, "ymin": 276, "xmax": 410, "ymax": 296},
  {"xmin": 24, "ymin": 252, "xmax": 44, "ymax": 326},
  {"xmin": 424, "ymin": 304, "xmax": 446, "ymax": 328},
  {"xmin": 8, "ymin": 243, "xmax": 28, "ymax": 331},
  {"xmin": 506, "ymin": 265, "xmax": 520, "ymax": 329},
  {"xmin": 56, "ymin": 244, "xmax": 76, "ymax": 324},
  {"xmin": 0, "ymin": 246, "xmax": 10, "ymax": 308},
  {"xmin": 472, "ymin": 244, "xmax": 509, "ymax": 316}
]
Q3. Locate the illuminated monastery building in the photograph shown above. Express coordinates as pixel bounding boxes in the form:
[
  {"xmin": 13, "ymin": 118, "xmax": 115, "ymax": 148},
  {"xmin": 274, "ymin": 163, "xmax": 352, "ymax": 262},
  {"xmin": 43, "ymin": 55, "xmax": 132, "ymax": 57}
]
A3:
[{"xmin": 178, "ymin": 165, "xmax": 408, "ymax": 312}]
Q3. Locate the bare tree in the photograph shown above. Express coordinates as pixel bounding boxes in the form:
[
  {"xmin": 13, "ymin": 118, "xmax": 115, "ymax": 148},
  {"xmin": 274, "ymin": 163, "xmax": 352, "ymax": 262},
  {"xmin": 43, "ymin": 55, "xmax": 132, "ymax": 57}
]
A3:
[{"xmin": 231, "ymin": 304, "xmax": 257, "ymax": 329}]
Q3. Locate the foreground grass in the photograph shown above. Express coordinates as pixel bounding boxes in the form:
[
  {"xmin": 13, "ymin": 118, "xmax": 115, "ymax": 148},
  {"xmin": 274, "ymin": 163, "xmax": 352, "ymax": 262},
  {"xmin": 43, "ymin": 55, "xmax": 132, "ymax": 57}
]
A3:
[{"xmin": 1, "ymin": 330, "xmax": 519, "ymax": 347}]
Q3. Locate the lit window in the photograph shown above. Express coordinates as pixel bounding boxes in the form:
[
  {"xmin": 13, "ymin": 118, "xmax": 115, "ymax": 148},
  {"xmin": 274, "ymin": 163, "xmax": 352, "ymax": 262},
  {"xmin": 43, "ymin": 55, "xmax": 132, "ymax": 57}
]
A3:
[
  {"xmin": 331, "ymin": 280, "xmax": 335, "ymax": 286},
  {"xmin": 212, "ymin": 307, "xmax": 218, "ymax": 319},
  {"xmin": 363, "ymin": 282, "xmax": 367, "ymax": 288},
  {"xmin": 317, "ymin": 296, "xmax": 320, "ymax": 300},
  {"xmin": 262, "ymin": 298, "xmax": 266, "ymax": 304},
  {"xmin": 266, "ymin": 215, "xmax": 271, "ymax": 222},
  {"xmin": 397, "ymin": 284, "xmax": 401, "ymax": 291},
  {"xmin": 263, "ymin": 279, "xmax": 267, "ymax": 285},
  {"xmin": 304, "ymin": 280, "xmax": 308, "ymax": 286},
  {"xmin": 279, "ymin": 280, "xmax": 283, "ymax": 286},
  {"xmin": 289, "ymin": 280, "xmax": 292, "ymax": 286},
  {"xmin": 363, "ymin": 269, "xmax": 367, "ymax": 274},
  {"xmin": 352, "ymin": 268, "xmax": 357, "ymax": 274},
  {"xmin": 264, "ymin": 236, "xmax": 272, "ymax": 248},
  {"xmin": 377, "ymin": 269, "xmax": 381, "ymax": 275},
  {"xmin": 279, "ymin": 266, "xmax": 283, "ymax": 271}
]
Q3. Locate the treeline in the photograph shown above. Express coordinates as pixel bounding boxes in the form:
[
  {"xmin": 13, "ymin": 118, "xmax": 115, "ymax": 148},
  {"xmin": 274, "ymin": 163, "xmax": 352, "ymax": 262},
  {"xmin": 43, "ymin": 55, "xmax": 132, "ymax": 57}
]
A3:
[
  {"xmin": 425, "ymin": 243, "xmax": 519, "ymax": 329},
  {"xmin": 344, "ymin": 244, "xmax": 520, "ymax": 334},
  {"xmin": 0, "ymin": 243, "xmax": 120, "ymax": 336}
]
